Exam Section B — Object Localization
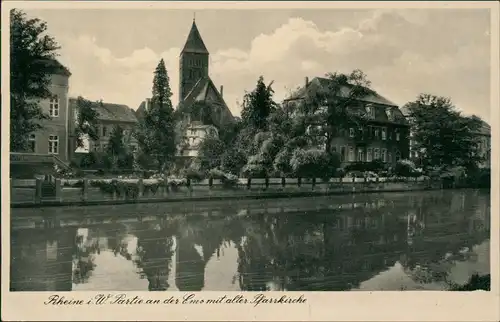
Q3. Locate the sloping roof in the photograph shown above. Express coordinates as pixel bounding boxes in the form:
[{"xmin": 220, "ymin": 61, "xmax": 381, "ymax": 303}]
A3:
[
  {"xmin": 288, "ymin": 77, "xmax": 398, "ymax": 107},
  {"xmin": 285, "ymin": 76, "xmax": 406, "ymax": 125},
  {"xmin": 69, "ymin": 98, "xmax": 138, "ymax": 123},
  {"xmin": 181, "ymin": 20, "xmax": 209, "ymax": 55},
  {"xmin": 176, "ymin": 76, "xmax": 234, "ymax": 126},
  {"xmin": 36, "ymin": 58, "xmax": 71, "ymax": 76}
]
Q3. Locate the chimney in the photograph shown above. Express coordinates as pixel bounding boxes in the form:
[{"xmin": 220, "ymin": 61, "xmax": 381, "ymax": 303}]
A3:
[
  {"xmin": 305, "ymin": 77, "xmax": 309, "ymax": 88},
  {"xmin": 220, "ymin": 85, "xmax": 224, "ymax": 98}
]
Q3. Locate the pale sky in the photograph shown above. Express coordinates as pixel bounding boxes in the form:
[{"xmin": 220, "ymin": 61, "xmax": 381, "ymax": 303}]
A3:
[{"xmin": 24, "ymin": 8, "xmax": 491, "ymax": 121}]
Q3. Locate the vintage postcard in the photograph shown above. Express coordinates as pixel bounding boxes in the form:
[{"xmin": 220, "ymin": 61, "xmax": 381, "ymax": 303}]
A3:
[{"xmin": 1, "ymin": 1, "xmax": 499, "ymax": 321}]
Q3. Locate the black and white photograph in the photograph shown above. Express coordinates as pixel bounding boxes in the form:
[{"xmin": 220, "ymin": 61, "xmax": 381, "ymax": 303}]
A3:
[{"xmin": 2, "ymin": 1, "xmax": 499, "ymax": 321}]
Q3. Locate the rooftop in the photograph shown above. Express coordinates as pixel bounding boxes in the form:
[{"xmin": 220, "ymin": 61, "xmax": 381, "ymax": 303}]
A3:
[{"xmin": 69, "ymin": 98, "xmax": 137, "ymax": 123}]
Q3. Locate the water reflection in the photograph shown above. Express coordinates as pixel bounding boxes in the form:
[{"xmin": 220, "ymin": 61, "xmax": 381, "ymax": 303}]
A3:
[{"xmin": 10, "ymin": 189, "xmax": 490, "ymax": 291}]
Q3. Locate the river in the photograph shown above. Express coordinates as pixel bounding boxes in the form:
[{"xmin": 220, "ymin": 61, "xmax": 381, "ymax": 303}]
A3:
[{"xmin": 10, "ymin": 189, "xmax": 490, "ymax": 292}]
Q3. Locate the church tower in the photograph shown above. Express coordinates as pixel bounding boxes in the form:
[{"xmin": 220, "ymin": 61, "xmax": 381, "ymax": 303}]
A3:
[{"xmin": 179, "ymin": 18, "xmax": 209, "ymax": 104}]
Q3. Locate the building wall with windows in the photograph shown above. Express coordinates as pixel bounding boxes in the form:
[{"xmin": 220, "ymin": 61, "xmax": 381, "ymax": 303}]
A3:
[
  {"xmin": 68, "ymin": 99, "xmax": 139, "ymax": 159},
  {"xmin": 28, "ymin": 70, "xmax": 71, "ymax": 162},
  {"xmin": 179, "ymin": 121, "xmax": 219, "ymax": 157},
  {"xmin": 284, "ymin": 76, "xmax": 410, "ymax": 168}
]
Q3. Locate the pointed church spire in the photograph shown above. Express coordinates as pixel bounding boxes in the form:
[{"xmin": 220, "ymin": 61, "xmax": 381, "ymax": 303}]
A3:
[{"xmin": 181, "ymin": 19, "xmax": 209, "ymax": 55}]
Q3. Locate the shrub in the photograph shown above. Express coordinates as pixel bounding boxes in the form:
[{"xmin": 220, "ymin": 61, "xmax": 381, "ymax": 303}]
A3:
[
  {"xmin": 220, "ymin": 148, "xmax": 247, "ymax": 175},
  {"xmin": 290, "ymin": 148, "xmax": 337, "ymax": 179},
  {"xmin": 208, "ymin": 168, "xmax": 239, "ymax": 188},
  {"xmin": 273, "ymin": 148, "xmax": 293, "ymax": 176},
  {"xmin": 242, "ymin": 163, "xmax": 267, "ymax": 178},
  {"xmin": 394, "ymin": 159, "xmax": 419, "ymax": 177}
]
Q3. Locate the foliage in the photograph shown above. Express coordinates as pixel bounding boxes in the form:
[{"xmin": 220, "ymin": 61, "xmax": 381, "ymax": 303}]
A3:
[
  {"xmin": 136, "ymin": 59, "xmax": 176, "ymax": 172},
  {"xmin": 221, "ymin": 147, "xmax": 247, "ymax": 175},
  {"xmin": 197, "ymin": 134, "xmax": 225, "ymax": 171},
  {"xmin": 73, "ymin": 96, "xmax": 100, "ymax": 148},
  {"xmin": 10, "ymin": 9, "xmax": 61, "ymax": 151},
  {"xmin": 295, "ymin": 69, "xmax": 374, "ymax": 153},
  {"xmin": 182, "ymin": 166, "xmax": 205, "ymax": 182},
  {"xmin": 394, "ymin": 159, "xmax": 421, "ymax": 177},
  {"xmin": 290, "ymin": 148, "xmax": 339, "ymax": 179},
  {"xmin": 240, "ymin": 76, "xmax": 278, "ymax": 131},
  {"xmin": 273, "ymin": 148, "xmax": 293, "ymax": 176},
  {"xmin": 404, "ymin": 94, "xmax": 483, "ymax": 171}
]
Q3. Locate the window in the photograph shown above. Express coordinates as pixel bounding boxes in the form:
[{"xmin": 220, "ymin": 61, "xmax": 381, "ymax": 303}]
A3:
[
  {"xmin": 388, "ymin": 152, "xmax": 392, "ymax": 163},
  {"xmin": 349, "ymin": 128, "xmax": 355, "ymax": 138},
  {"xmin": 357, "ymin": 148, "xmax": 364, "ymax": 162},
  {"xmin": 74, "ymin": 108, "xmax": 79, "ymax": 124},
  {"xmin": 381, "ymin": 128, "xmax": 387, "ymax": 140},
  {"xmin": 28, "ymin": 134, "xmax": 36, "ymax": 152},
  {"xmin": 366, "ymin": 104, "xmax": 375, "ymax": 118},
  {"xmin": 396, "ymin": 130, "xmax": 400, "ymax": 141},
  {"xmin": 385, "ymin": 108, "xmax": 393, "ymax": 121},
  {"xmin": 367, "ymin": 148, "xmax": 373, "ymax": 162},
  {"xmin": 348, "ymin": 147, "xmax": 355, "ymax": 162},
  {"xmin": 48, "ymin": 135, "xmax": 59, "ymax": 154},
  {"xmin": 381, "ymin": 149, "xmax": 387, "ymax": 162},
  {"xmin": 374, "ymin": 127, "xmax": 379, "ymax": 139},
  {"xmin": 340, "ymin": 146, "xmax": 346, "ymax": 162},
  {"xmin": 102, "ymin": 126, "xmax": 108, "ymax": 137},
  {"xmin": 374, "ymin": 148, "xmax": 380, "ymax": 160},
  {"xmin": 49, "ymin": 96, "xmax": 59, "ymax": 117}
]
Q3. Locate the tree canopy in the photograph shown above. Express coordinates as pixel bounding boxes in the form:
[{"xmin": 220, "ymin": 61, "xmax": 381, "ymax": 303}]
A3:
[
  {"xmin": 136, "ymin": 59, "xmax": 177, "ymax": 171},
  {"xmin": 10, "ymin": 9, "xmax": 61, "ymax": 151},
  {"xmin": 403, "ymin": 93, "xmax": 483, "ymax": 171}
]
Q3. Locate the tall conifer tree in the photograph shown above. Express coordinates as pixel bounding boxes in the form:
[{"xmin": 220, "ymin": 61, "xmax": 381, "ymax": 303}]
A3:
[{"xmin": 136, "ymin": 59, "xmax": 177, "ymax": 172}]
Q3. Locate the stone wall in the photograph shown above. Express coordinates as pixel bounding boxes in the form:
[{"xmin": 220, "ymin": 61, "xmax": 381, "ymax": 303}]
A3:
[{"xmin": 10, "ymin": 176, "xmax": 437, "ymax": 206}]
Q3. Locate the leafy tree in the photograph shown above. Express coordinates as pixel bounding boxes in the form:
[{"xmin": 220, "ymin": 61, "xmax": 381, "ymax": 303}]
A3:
[
  {"xmin": 107, "ymin": 125, "xmax": 127, "ymax": 168},
  {"xmin": 10, "ymin": 9, "xmax": 61, "ymax": 151},
  {"xmin": 295, "ymin": 69, "xmax": 374, "ymax": 154},
  {"xmin": 240, "ymin": 76, "xmax": 278, "ymax": 131},
  {"xmin": 403, "ymin": 94, "xmax": 482, "ymax": 171},
  {"xmin": 221, "ymin": 148, "xmax": 247, "ymax": 175},
  {"xmin": 197, "ymin": 134, "xmax": 225, "ymax": 171},
  {"xmin": 136, "ymin": 59, "xmax": 176, "ymax": 172},
  {"xmin": 290, "ymin": 148, "xmax": 339, "ymax": 179},
  {"xmin": 73, "ymin": 96, "xmax": 100, "ymax": 148}
]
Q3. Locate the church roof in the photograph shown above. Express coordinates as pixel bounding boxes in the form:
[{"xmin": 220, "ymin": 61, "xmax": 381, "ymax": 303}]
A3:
[
  {"xmin": 181, "ymin": 20, "xmax": 209, "ymax": 55},
  {"xmin": 176, "ymin": 76, "xmax": 234, "ymax": 126}
]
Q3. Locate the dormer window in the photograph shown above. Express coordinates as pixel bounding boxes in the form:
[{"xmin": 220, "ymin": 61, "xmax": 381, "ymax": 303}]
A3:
[
  {"xmin": 385, "ymin": 108, "xmax": 394, "ymax": 121},
  {"xmin": 365, "ymin": 104, "xmax": 375, "ymax": 118}
]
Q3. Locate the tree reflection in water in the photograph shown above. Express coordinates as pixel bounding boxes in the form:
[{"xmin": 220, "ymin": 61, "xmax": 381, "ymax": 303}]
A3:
[{"xmin": 10, "ymin": 190, "xmax": 491, "ymax": 291}]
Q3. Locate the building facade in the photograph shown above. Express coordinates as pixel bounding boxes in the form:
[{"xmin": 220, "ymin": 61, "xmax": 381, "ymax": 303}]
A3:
[
  {"xmin": 68, "ymin": 99, "xmax": 139, "ymax": 159},
  {"xmin": 24, "ymin": 60, "xmax": 72, "ymax": 163},
  {"xmin": 284, "ymin": 77, "xmax": 410, "ymax": 167}
]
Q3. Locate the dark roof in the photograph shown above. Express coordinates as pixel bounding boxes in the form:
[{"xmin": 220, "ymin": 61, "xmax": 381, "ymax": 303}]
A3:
[
  {"xmin": 36, "ymin": 58, "xmax": 71, "ymax": 76},
  {"xmin": 181, "ymin": 20, "xmax": 209, "ymax": 55},
  {"xmin": 288, "ymin": 77, "xmax": 398, "ymax": 107},
  {"xmin": 285, "ymin": 76, "xmax": 407, "ymax": 125},
  {"xmin": 69, "ymin": 98, "xmax": 138, "ymax": 123},
  {"xmin": 176, "ymin": 76, "xmax": 234, "ymax": 126}
]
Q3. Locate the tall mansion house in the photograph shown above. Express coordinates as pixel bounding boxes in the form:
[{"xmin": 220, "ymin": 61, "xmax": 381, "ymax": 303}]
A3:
[{"xmin": 284, "ymin": 77, "xmax": 410, "ymax": 166}]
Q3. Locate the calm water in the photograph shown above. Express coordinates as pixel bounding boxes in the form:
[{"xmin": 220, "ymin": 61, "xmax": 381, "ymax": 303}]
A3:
[{"xmin": 10, "ymin": 189, "xmax": 490, "ymax": 292}]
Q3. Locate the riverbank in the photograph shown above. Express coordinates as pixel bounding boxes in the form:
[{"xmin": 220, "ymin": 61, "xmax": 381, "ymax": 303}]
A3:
[{"xmin": 10, "ymin": 176, "xmax": 444, "ymax": 208}]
